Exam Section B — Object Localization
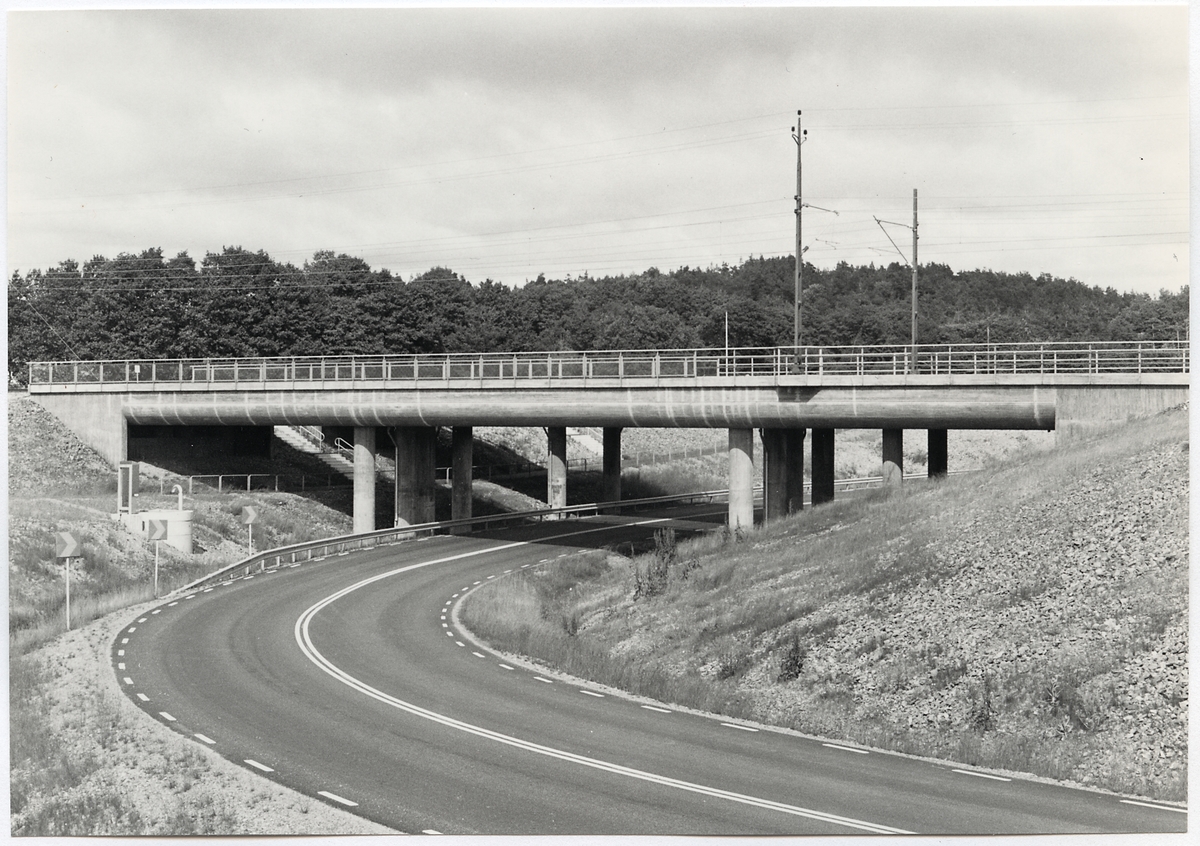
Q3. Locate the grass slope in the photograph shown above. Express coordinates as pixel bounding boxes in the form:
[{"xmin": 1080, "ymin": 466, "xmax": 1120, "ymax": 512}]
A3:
[{"xmin": 461, "ymin": 407, "xmax": 1189, "ymax": 801}]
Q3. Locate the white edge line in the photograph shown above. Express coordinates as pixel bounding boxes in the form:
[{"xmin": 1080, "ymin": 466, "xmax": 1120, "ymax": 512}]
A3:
[
  {"xmin": 292, "ymin": 523, "xmax": 911, "ymax": 837},
  {"xmin": 823, "ymin": 743, "xmax": 870, "ymax": 754},
  {"xmin": 318, "ymin": 790, "xmax": 358, "ymax": 807},
  {"xmin": 952, "ymin": 769, "xmax": 1011, "ymax": 782},
  {"xmin": 580, "ymin": 690, "xmax": 605, "ymax": 698},
  {"xmin": 721, "ymin": 722, "xmax": 759, "ymax": 732},
  {"xmin": 1119, "ymin": 799, "xmax": 1188, "ymax": 814},
  {"xmin": 641, "ymin": 705, "xmax": 671, "ymax": 713}
]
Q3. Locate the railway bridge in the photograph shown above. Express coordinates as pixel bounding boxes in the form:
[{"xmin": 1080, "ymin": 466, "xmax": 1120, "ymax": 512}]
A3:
[{"xmin": 28, "ymin": 341, "xmax": 1189, "ymax": 532}]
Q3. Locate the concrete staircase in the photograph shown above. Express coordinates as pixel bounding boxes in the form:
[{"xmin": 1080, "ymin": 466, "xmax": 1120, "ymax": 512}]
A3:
[
  {"xmin": 567, "ymin": 427, "xmax": 604, "ymax": 458},
  {"xmin": 273, "ymin": 425, "xmax": 357, "ymax": 482}
]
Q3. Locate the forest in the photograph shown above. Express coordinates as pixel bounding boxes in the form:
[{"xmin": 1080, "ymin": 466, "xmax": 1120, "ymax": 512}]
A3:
[{"xmin": 7, "ymin": 246, "xmax": 1189, "ymax": 384}]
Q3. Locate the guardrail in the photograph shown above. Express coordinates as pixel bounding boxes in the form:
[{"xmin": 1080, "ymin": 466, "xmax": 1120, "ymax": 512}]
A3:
[{"xmin": 28, "ymin": 341, "xmax": 1189, "ymax": 389}]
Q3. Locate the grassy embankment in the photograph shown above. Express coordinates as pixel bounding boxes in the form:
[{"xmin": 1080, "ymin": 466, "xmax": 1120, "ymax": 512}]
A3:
[{"xmin": 461, "ymin": 408, "xmax": 1188, "ymax": 802}]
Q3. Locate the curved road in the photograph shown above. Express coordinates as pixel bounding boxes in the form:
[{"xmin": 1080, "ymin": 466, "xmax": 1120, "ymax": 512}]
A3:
[{"xmin": 116, "ymin": 508, "xmax": 1186, "ymax": 835}]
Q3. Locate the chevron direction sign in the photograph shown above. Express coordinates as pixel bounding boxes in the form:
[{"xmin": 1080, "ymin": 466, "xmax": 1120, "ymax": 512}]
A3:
[
  {"xmin": 148, "ymin": 519, "xmax": 168, "ymax": 541},
  {"xmin": 240, "ymin": 506, "xmax": 258, "ymax": 524},
  {"xmin": 55, "ymin": 531, "xmax": 80, "ymax": 558}
]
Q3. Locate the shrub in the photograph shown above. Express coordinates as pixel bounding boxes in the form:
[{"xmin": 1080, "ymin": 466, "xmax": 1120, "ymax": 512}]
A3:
[{"xmin": 777, "ymin": 631, "xmax": 806, "ymax": 682}]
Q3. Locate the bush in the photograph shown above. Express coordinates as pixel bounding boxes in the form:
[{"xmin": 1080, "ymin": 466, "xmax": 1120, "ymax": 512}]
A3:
[{"xmin": 777, "ymin": 631, "xmax": 806, "ymax": 682}]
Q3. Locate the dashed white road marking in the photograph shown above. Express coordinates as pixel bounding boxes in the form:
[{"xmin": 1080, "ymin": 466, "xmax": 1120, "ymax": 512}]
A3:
[
  {"xmin": 534, "ymin": 677, "xmax": 553, "ymax": 684},
  {"xmin": 499, "ymin": 663, "xmax": 514, "ymax": 670},
  {"xmin": 1119, "ymin": 799, "xmax": 1187, "ymax": 814},
  {"xmin": 160, "ymin": 712, "xmax": 176, "ymax": 722},
  {"xmin": 168, "ymin": 602, "xmax": 178, "ymax": 607},
  {"xmin": 722, "ymin": 723, "xmax": 759, "ymax": 732},
  {"xmin": 486, "ymin": 575, "xmax": 495, "ymax": 579},
  {"xmin": 579, "ymin": 690, "xmax": 604, "ymax": 698},
  {"xmin": 203, "ymin": 587, "xmax": 214, "ymax": 592},
  {"xmin": 136, "ymin": 693, "xmax": 149, "ymax": 702},
  {"xmin": 123, "ymin": 676, "xmax": 134, "ymax": 685},
  {"xmin": 152, "ymin": 609, "xmax": 161, "ymax": 615},
  {"xmin": 442, "ymin": 622, "xmax": 448, "ymax": 628},
  {"xmin": 473, "ymin": 580, "xmax": 481, "ymax": 585},
  {"xmin": 137, "ymin": 618, "xmax": 147, "ymax": 623},
  {"xmin": 472, "ymin": 652, "xmax": 486, "ymax": 658},
  {"xmin": 121, "ymin": 638, "xmax": 129, "ymax": 644},
  {"xmin": 318, "ymin": 790, "xmax": 358, "ymax": 807},
  {"xmin": 456, "ymin": 641, "xmax": 465, "ymax": 647},
  {"xmin": 445, "ymin": 631, "xmax": 454, "ymax": 637},
  {"xmin": 952, "ymin": 769, "xmax": 1011, "ymax": 782},
  {"xmin": 127, "ymin": 627, "xmax": 137, "ymax": 632},
  {"xmin": 504, "ymin": 569, "xmax": 512, "ymax": 574},
  {"xmin": 245, "ymin": 759, "xmax": 274, "ymax": 773},
  {"xmin": 422, "ymin": 829, "xmax": 442, "ymax": 834},
  {"xmin": 117, "ymin": 663, "xmax": 125, "ymax": 670},
  {"xmin": 117, "ymin": 649, "xmax": 125, "ymax": 657},
  {"xmin": 823, "ymin": 743, "xmax": 869, "ymax": 755},
  {"xmin": 640, "ymin": 705, "xmax": 671, "ymax": 714},
  {"xmin": 195, "ymin": 733, "xmax": 216, "ymax": 745}
]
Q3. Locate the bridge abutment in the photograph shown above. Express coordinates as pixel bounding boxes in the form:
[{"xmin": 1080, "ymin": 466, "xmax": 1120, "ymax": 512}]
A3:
[
  {"xmin": 395, "ymin": 426, "xmax": 437, "ymax": 527},
  {"xmin": 728, "ymin": 428, "xmax": 755, "ymax": 531},
  {"xmin": 353, "ymin": 426, "xmax": 377, "ymax": 533},
  {"xmin": 451, "ymin": 426, "xmax": 473, "ymax": 531}
]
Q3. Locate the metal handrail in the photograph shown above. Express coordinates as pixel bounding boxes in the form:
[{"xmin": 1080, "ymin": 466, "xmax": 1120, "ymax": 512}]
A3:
[{"xmin": 28, "ymin": 341, "xmax": 1190, "ymax": 388}]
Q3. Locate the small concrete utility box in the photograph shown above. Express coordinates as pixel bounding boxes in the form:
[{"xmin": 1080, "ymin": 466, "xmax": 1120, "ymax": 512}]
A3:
[{"xmin": 122, "ymin": 509, "xmax": 194, "ymax": 554}]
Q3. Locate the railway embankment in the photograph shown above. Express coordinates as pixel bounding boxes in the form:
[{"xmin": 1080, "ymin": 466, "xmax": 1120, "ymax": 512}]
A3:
[{"xmin": 462, "ymin": 404, "xmax": 1189, "ymax": 802}]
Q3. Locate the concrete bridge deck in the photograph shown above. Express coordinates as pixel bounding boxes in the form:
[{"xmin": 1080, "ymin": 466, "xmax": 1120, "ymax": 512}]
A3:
[{"xmin": 27, "ymin": 342, "xmax": 1190, "ymax": 533}]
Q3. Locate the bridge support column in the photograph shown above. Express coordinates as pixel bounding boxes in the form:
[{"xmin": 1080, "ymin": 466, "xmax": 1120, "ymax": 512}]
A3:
[
  {"xmin": 353, "ymin": 426, "xmax": 376, "ymax": 534},
  {"xmin": 811, "ymin": 428, "xmax": 835, "ymax": 505},
  {"xmin": 928, "ymin": 428, "xmax": 948, "ymax": 478},
  {"xmin": 785, "ymin": 428, "xmax": 806, "ymax": 514},
  {"xmin": 882, "ymin": 428, "xmax": 904, "ymax": 488},
  {"xmin": 395, "ymin": 426, "xmax": 437, "ymax": 527},
  {"xmin": 547, "ymin": 426, "xmax": 568, "ymax": 513},
  {"xmin": 602, "ymin": 427, "xmax": 622, "ymax": 512},
  {"xmin": 762, "ymin": 428, "xmax": 788, "ymax": 524},
  {"xmin": 728, "ymin": 428, "xmax": 754, "ymax": 532},
  {"xmin": 451, "ymin": 426, "xmax": 473, "ymax": 532}
]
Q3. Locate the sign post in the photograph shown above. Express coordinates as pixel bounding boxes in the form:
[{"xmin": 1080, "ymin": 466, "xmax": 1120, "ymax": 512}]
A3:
[
  {"xmin": 240, "ymin": 506, "xmax": 258, "ymax": 555},
  {"xmin": 148, "ymin": 519, "xmax": 168, "ymax": 597},
  {"xmin": 55, "ymin": 531, "xmax": 80, "ymax": 630}
]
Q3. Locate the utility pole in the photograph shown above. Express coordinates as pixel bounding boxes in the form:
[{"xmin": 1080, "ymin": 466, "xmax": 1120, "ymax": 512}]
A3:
[
  {"xmin": 911, "ymin": 189, "xmax": 919, "ymax": 347},
  {"xmin": 792, "ymin": 111, "xmax": 804, "ymax": 351}
]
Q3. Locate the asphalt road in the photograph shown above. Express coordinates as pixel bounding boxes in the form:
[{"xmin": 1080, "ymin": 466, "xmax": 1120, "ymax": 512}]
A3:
[{"xmin": 116, "ymin": 506, "xmax": 1187, "ymax": 836}]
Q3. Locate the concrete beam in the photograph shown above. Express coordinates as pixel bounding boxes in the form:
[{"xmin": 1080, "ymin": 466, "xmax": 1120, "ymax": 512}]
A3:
[
  {"xmin": 353, "ymin": 426, "xmax": 377, "ymax": 533},
  {"xmin": 602, "ymin": 427, "xmax": 622, "ymax": 512},
  {"xmin": 882, "ymin": 428, "xmax": 904, "ymax": 487},
  {"xmin": 928, "ymin": 428, "xmax": 948, "ymax": 478},
  {"xmin": 547, "ymin": 426, "xmax": 567, "ymax": 512},
  {"xmin": 395, "ymin": 426, "xmax": 436, "ymax": 527},
  {"xmin": 728, "ymin": 428, "xmax": 755, "ymax": 532},
  {"xmin": 811, "ymin": 428, "xmax": 835, "ymax": 506},
  {"xmin": 451, "ymin": 426, "xmax": 473, "ymax": 530}
]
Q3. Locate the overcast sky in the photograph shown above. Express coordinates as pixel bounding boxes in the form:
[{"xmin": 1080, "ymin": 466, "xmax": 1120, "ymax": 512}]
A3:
[{"xmin": 7, "ymin": 5, "xmax": 1189, "ymax": 296}]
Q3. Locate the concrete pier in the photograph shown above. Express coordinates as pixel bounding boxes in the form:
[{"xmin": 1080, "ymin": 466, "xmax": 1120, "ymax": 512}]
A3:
[
  {"xmin": 353, "ymin": 426, "xmax": 376, "ymax": 534},
  {"xmin": 602, "ymin": 427, "xmax": 622, "ymax": 511},
  {"xmin": 395, "ymin": 426, "xmax": 436, "ymax": 526},
  {"xmin": 785, "ymin": 428, "xmax": 806, "ymax": 514},
  {"xmin": 761, "ymin": 428, "xmax": 788, "ymax": 523},
  {"xmin": 882, "ymin": 428, "xmax": 904, "ymax": 487},
  {"xmin": 811, "ymin": 428, "xmax": 835, "ymax": 505},
  {"xmin": 451, "ymin": 426, "xmax": 473, "ymax": 529},
  {"xmin": 728, "ymin": 428, "xmax": 755, "ymax": 532},
  {"xmin": 928, "ymin": 428, "xmax": 948, "ymax": 478},
  {"xmin": 547, "ymin": 426, "xmax": 568, "ymax": 512}
]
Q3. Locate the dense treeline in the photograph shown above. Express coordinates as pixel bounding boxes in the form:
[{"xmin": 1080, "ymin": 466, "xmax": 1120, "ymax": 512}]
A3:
[{"xmin": 7, "ymin": 246, "xmax": 1188, "ymax": 384}]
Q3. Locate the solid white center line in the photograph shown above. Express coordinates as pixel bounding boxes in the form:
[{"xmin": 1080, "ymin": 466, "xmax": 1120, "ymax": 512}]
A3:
[
  {"xmin": 195, "ymin": 733, "xmax": 216, "ymax": 745},
  {"xmin": 952, "ymin": 769, "xmax": 1011, "ymax": 782},
  {"xmin": 159, "ymin": 712, "xmax": 176, "ymax": 722},
  {"xmin": 640, "ymin": 705, "xmax": 671, "ymax": 713},
  {"xmin": 823, "ymin": 743, "xmax": 869, "ymax": 754},
  {"xmin": 534, "ymin": 677, "xmax": 553, "ymax": 684},
  {"xmin": 1119, "ymin": 799, "xmax": 1187, "ymax": 814},
  {"xmin": 318, "ymin": 790, "xmax": 358, "ymax": 807},
  {"xmin": 579, "ymin": 690, "xmax": 605, "ymax": 698},
  {"xmin": 245, "ymin": 759, "xmax": 274, "ymax": 773},
  {"xmin": 722, "ymin": 723, "xmax": 759, "ymax": 732},
  {"xmin": 136, "ymin": 693, "xmax": 149, "ymax": 702}
]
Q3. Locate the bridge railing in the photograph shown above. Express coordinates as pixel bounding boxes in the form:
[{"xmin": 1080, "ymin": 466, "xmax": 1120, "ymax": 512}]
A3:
[{"xmin": 28, "ymin": 341, "xmax": 1188, "ymax": 388}]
